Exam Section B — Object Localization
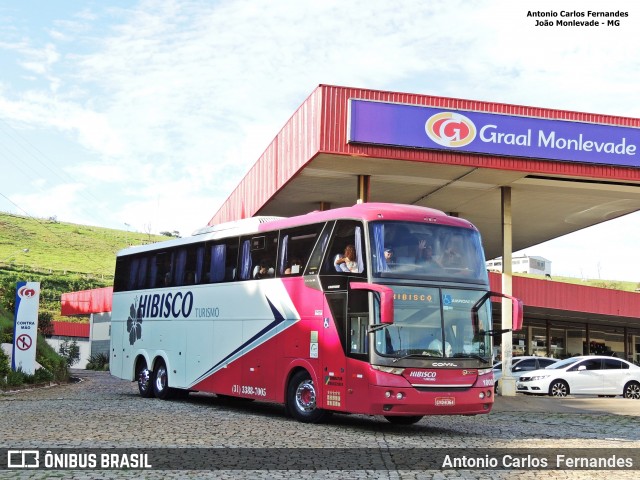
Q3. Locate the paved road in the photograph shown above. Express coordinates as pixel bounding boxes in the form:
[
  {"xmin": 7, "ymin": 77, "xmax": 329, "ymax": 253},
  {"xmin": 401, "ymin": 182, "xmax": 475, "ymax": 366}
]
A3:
[{"xmin": 1, "ymin": 370, "xmax": 639, "ymax": 479}]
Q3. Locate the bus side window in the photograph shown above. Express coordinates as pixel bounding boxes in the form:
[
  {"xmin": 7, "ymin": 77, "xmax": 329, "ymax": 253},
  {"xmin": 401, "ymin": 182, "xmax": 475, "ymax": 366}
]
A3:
[{"xmin": 278, "ymin": 223, "xmax": 324, "ymax": 276}]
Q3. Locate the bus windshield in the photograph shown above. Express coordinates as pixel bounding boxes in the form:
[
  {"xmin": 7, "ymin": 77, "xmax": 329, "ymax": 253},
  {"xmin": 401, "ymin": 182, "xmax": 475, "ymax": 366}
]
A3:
[
  {"xmin": 373, "ymin": 286, "xmax": 492, "ymax": 362},
  {"xmin": 369, "ymin": 221, "xmax": 488, "ymax": 284}
]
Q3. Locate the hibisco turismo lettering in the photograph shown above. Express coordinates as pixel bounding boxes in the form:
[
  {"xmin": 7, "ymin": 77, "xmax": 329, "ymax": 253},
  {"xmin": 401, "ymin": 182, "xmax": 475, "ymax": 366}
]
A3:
[{"xmin": 425, "ymin": 112, "xmax": 477, "ymax": 148}]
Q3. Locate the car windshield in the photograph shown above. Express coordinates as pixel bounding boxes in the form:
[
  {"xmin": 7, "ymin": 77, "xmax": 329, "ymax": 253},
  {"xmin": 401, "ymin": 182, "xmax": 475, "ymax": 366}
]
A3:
[{"xmin": 548, "ymin": 357, "xmax": 580, "ymax": 369}]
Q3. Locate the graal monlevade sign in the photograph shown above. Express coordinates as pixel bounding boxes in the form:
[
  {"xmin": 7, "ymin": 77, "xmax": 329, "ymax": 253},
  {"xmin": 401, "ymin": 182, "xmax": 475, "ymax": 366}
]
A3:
[{"xmin": 348, "ymin": 99, "xmax": 639, "ymax": 168}]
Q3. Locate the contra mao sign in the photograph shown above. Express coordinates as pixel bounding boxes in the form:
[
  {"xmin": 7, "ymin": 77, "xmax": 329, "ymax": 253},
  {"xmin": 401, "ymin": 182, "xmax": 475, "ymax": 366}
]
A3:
[
  {"xmin": 12, "ymin": 281, "xmax": 40, "ymax": 374},
  {"xmin": 347, "ymin": 99, "xmax": 640, "ymax": 168}
]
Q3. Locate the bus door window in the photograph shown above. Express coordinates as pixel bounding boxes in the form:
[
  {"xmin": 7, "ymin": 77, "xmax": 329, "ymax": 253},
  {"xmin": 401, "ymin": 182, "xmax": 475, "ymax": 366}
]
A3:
[
  {"xmin": 347, "ymin": 289, "xmax": 370, "ymax": 358},
  {"xmin": 305, "ymin": 221, "xmax": 333, "ymax": 275},
  {"xmin": 322, "ymin": 220, "xmax": 367, "ymax": 275}
]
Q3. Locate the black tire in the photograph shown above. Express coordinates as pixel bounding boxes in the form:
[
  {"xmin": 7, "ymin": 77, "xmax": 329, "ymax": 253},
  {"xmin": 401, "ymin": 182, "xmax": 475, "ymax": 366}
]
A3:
[
  {"xmin": 286, "ymin": 370, "xmax": 327, "ymax": 423},
  {"xmin": 384, "ymin": 415, "xmax": 423, "ymax": 425},
  {"xmin": 623, "ymin": 381, "xmax": 640, "ymax": 399},
  {"xmin": 136, "ymin": 359, "xmax": 154, "ymax": 398},
  {"xmin": 549, "ymin": 379, "xmax": 569, "ymax": 397},
  {"xmin": 152, "ymin": 359, "xmax": 173, "ymax": 400}
]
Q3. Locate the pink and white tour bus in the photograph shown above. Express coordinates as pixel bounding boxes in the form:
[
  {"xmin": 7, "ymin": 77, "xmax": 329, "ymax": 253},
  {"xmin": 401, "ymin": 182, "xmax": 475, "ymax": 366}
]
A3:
[{"xmin": 111, "ymin": 203, "xmax": 522, "ymax": 424}]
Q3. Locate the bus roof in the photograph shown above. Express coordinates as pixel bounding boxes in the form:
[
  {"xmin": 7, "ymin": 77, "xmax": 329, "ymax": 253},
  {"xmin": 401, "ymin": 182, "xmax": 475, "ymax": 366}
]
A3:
[{"xmin": 117, "ymin": 203, "xmax": 477, "ymax": 257}]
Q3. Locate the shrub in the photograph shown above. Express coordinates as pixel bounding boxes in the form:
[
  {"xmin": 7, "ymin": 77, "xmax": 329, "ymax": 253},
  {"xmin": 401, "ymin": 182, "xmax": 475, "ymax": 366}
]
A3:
[
  {"xmin": 36, "ymin": 334, "xmax": 68, "ymax": 382},
  {"xmin": 0, "ymin": 346, "xmax": 10, "ymax": 380},
  {"xmin": 6, "ymin": 368, "xmax": 28, "ymax": 386},
  {"xmin": 86, "ymin": 352, "xmax": 109, "ymax": 371},
  {"xmin": 33, "ymin": 367, "xmax": 54, "ymax": 383}
]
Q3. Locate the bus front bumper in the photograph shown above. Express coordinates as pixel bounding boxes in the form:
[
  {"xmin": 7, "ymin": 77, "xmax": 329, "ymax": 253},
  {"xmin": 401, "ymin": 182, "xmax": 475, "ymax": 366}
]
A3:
[{"xmin": 367, "ymin": 385, "xmax": 494, "ymax": 416}]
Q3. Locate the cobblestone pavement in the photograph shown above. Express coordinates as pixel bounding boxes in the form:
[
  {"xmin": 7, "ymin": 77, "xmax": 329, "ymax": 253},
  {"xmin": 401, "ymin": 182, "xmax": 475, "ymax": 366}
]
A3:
[{"xmin": 1, "ymin": 370, "xmax": 639, "ymax": 479}]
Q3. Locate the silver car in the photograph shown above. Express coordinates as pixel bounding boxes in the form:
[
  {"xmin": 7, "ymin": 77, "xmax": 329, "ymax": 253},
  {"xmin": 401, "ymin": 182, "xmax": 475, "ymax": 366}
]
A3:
[
  {"xmin": 493, "ymin": 356, "xmax": 559, "ymax": 393},
  {"xmin": 516, "ymin": 355, "xmax": 640, "ymax": 398}
]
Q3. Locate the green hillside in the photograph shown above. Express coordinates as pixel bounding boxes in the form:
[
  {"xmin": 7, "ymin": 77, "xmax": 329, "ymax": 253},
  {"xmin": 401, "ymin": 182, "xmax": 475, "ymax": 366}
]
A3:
[
  {"xmin": 0, "ymin": 212, "xmax": 169, "ymax": 322},
  {"xmin": 0, "ymin": 213, "xmax": 167, "ymax": 278}
]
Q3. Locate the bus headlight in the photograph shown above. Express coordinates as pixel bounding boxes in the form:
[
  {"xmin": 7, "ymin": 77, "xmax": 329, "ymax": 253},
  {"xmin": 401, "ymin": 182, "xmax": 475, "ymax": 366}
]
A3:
[{"xmin": 372, "ymin": 365, "xmax": 405, "ymax": 375}]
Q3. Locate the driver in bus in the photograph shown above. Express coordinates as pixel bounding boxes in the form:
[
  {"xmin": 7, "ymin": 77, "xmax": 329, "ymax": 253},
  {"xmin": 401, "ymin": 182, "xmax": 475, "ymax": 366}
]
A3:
[{"xmin": 428, "ymin": 337, "xmax": 453, "ymax": 357}]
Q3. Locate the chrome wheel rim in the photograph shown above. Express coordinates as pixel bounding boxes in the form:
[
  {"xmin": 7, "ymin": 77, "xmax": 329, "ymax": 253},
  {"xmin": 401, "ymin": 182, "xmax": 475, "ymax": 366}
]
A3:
[
  {"xmin": 138, "ymin": 368, "xmax": 151, "ymax": 393},
  {"xmin": 295, "ymin": 379, "xmax": 316, "ymax": 412},
  {"xmin": 155, "ymin": 365, "xmax": 167, "ymax": 393}
]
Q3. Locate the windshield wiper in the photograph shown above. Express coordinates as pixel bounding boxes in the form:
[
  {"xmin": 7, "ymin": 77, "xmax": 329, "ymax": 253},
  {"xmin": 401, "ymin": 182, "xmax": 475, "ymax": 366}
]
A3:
[
  {"xmin": 392, "ymin": 352, "xmax": 437, "ymax": 363},
  {"xmin": 451, "ymin": 353, "xmax": 490, "ymax": 364},
  {"xmin": 368, "ymin": 323, "xmax": 391, "ymax": 334}
]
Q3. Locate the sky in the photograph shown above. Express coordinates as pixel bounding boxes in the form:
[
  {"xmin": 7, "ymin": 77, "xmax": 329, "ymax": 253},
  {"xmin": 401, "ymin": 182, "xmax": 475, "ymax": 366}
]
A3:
[{"xmin": 0, "ymin": 0, "xmax": 639, "ymax": 282}]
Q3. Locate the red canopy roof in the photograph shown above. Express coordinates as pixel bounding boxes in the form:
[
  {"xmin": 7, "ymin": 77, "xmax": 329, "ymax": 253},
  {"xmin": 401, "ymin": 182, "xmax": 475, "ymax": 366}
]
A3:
[
  {"xmin": 52, "ymin": 321, "xmax": 90, "ymax": 338},
  {"xmin": 61, "ymin": 287, "xmax": 113, "ymax": 316}
]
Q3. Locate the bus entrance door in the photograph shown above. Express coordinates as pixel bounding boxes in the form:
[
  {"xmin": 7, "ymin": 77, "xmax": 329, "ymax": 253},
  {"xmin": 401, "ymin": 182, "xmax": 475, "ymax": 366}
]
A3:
[{"xmin": 322, "ymin": 292, "xmax": 347, "ymax": 412}]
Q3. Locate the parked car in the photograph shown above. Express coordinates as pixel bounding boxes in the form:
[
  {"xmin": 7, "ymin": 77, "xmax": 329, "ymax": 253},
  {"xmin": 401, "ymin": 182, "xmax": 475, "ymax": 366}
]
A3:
[
  {"xmin": 516, "ymin": 355, "xmax": 640, "ymax": 398},
  {"xmin": 493, "ymin": 356, "xmax": 559, "ymax": 393}
]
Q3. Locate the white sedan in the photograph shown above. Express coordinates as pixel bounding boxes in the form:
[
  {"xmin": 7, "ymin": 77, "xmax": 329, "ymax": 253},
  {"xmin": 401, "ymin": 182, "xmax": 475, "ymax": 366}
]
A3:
[{"xmin": 516, "ymin": 355, "xmax": 640, "ymax": 398}]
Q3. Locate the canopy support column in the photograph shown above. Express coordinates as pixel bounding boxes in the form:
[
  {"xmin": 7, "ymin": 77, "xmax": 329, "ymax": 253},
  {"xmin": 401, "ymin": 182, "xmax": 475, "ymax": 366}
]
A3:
[
  {"xmin": 356, "ymin": 175, "xmax": 370, "ymax": 204},
  {"xmin": 500, "ymin": 186, "xmax": 516, "ymax": 396}
]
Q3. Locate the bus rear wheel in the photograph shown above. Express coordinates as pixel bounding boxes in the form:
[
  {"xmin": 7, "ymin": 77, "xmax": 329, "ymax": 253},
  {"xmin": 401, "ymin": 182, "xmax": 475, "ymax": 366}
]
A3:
[
  {"xmin": 384, "ymin": 415, "xmax": 423, "ymax": 425},
  {"xmin": 136, "ymin": 359, "xmax": 154, "ymax": 398},
  {"xmin": 287, "ymin": 371, "xmax": 327, "ymax": 423},
  {"xmin": 152, "ymin": 359, "xmax": 173, "ymax": 400}
]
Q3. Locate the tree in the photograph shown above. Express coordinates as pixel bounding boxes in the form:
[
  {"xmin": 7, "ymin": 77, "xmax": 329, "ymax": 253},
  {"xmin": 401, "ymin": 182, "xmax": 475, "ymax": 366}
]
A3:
[
  {"xmin": 58, "ymin": 339, "xmax": 80, "ymax": 367},
  {"xmin": 38, "ymin": 311, "xmax": 54, "ymax": 336}
]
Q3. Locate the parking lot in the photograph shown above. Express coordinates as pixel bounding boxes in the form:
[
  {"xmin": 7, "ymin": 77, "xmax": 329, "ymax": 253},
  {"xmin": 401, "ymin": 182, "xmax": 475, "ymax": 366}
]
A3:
[{"xmin": 1, "ymin": 370, "xmax": 640, "ymax": 479}]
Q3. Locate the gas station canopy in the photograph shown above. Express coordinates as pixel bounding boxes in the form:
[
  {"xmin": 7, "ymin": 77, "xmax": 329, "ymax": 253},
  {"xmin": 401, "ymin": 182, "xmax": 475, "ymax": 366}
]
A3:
[{"xmin": 209, "ymin": 85, "xmax": 640, "ymax": 260}]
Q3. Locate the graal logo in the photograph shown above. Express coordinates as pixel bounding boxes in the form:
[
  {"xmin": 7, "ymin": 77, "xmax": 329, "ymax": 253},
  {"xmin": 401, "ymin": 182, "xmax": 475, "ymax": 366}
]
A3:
[
  {"xmin": 425, "ymin": 112, "xmax": 476, "ymax": 147},
  {"xmin": 18, "ymin": 286, "xmax": 38, "ymax": 299}
]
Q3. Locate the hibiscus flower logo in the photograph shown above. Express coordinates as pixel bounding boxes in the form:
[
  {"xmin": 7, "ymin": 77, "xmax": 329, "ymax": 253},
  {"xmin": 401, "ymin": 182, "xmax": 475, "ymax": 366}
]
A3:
[{"xmin": 126, "ymin": 298, "xmax": 143, "ymax": 345}]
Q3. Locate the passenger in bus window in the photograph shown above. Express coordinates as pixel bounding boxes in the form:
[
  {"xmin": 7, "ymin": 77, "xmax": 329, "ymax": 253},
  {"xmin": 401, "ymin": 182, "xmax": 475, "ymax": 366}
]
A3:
[
  {"xmin": 284, "ymin": 257, "xmax": 303, "ymax": 275},
  {"xmin": 254, "ymin": 259, "xmax": 271, "ymax": 279},
  {"xmin": 335, "ymin": 245, "xmax": 358, "ymax": 273},
  {"xmin": 441, "ymin": 234, "xmax": 466, "ymax": 268},
  {"xmin": 415, "ymin": 240, "xmax": 441, "ymax": 269}
]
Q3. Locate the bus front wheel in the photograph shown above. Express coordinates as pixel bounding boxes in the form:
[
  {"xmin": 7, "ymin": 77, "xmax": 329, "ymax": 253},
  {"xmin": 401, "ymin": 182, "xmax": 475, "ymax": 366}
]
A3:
[
  {"xmin": 287, "ymin": 371, "xmax": 327, "ymax": 423},
  {"xmin": 153, "ymin": 359, "xmax": 173, "ymax": 400}
]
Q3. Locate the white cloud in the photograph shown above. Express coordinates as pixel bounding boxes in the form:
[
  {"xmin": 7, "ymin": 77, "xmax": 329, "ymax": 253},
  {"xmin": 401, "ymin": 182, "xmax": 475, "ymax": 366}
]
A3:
[{"xmin": 0, "ymin": 0, "xmax": 638, "ymax": 266}]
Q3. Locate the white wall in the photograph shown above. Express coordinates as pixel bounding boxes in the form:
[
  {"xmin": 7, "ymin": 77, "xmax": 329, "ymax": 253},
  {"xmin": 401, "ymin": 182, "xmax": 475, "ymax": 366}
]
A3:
[{"xmin": 45, "ymin": 337, "xmax": 91, "ymax": 369}]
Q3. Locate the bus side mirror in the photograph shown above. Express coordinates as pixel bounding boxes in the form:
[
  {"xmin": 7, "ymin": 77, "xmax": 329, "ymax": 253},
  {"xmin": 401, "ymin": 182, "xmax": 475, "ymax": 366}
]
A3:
[
  {"xmin": 472, "ymin": 291, "xmax": 524, "ymax": 336},
  {"xmin": 350, "ymin": 282, "xmax": 394, "ymax": 325}
]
